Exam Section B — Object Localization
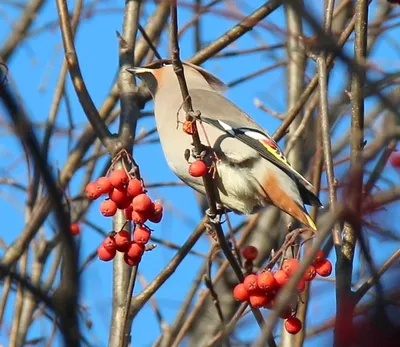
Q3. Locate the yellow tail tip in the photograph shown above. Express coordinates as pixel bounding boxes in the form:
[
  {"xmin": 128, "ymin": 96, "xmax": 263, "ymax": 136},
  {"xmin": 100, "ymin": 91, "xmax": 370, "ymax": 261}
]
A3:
[{"xmin": 305, "ymin": 214, "xmax": 317, "ymax": 231}]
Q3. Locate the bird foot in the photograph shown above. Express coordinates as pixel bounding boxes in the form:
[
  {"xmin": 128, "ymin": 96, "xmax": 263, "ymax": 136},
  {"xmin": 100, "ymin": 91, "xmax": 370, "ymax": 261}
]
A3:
[{"xmin": 205, "ymin": 207, "xmax": 225, "ymax": 224}]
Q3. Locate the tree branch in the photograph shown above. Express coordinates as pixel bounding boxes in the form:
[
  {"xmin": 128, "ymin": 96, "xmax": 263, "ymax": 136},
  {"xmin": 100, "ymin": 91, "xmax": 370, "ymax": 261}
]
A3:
[
  {"xmin": 0, "ymin": 80, "xmax": 80, "ymax": 347},
  {"xmin": 169, "ymin": 2, "xmax": 273, "ymax": 345},
  {"xmin": 335, "ymin": 0, "xmax": 368, "ymax": 345}
]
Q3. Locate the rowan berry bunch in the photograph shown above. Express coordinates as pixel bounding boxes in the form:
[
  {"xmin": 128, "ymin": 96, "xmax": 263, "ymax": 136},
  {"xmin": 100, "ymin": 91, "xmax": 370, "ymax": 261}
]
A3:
[
  {"xmin": 85, "ymin": 169, "xmax": 163, "ymax": 224},
  {"xmin": 97, "ymin": 226, "xmax": 153, "ymax": 266},
  {"xmin": 233, "ymin": 246, "xmax": 333, "ymax": 335},
  {"xmin": 85, "ymin": 160, "xmax": 163, "ymax": 266}
]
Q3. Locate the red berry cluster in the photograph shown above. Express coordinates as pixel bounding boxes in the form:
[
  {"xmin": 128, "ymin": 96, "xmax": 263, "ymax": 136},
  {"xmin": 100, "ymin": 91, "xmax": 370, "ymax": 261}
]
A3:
[
  {"xmin": 97, "ymin": 226, "xmax": 152, "ymax": 266},
  {"xmin": 233, "ymin": 247, "xmax": 332, "ymax": 335},
  {"xmin": 85, "ymin": 168, "xmax": 163, "ymax": 266},
  {"xmin": 85, "ymin": 169, "xmax": 163, "ymax": 223}
]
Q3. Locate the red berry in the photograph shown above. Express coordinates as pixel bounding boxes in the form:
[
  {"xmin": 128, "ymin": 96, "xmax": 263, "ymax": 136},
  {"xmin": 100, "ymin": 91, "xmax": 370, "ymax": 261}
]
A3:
[
  {"xmin": 233, "ymin": 283, "xmax": 249, "ymax": 302},
  {"xmin": 127, "ymin": 178, "xmax": 144, "ymax": 198},
  {"xmin": 85, "ymin": 182, "xmax": 101, "ymax": 200},
  {"xmin": 103, "ymin": 236, "xmax": 117, "ymax": 252},
  {"xmin": 132, "ymin": 210, "xmax": 148, "ymax": 224},
  {"xmin": 132, "ymin": 194, "xmax": 153, "ymax": 214},
  {"xmin": 284, "ymin": 317, "xmax": 302, "ymax": 335},
  {"xmin": 257, "ymin": 271, "xmax": 277, "ymax": 292},
  {"xmin": 243, "ymin": 274, "xmax": 259, "ymax": 293},
  {"xmin": 148, "ymin": 201, "xmax": 163, "ymax": 223},
  {"xmin": 242, "ymin": 245, "xmax": 258, "ymax": 261},
  {"xmin": 70, "ymin": 223, "xmax": 80, "ymax": 235},
  {"xmin": 282, "ymin": 259, "xmax": 300, "ymax": 277},
  {"xmin": 274, "ymin": 270, "xmax": 289, "ymax": 287},
  {"xmin": 114, "ymin": 230, "xmax": 131, "ymax": 252},
  {"xmin": 117, "ymin": 197, "xmax": 132, "ymax": 210},
  {"xmin": 133, "ymin": 226, "xmax": 151, "ymax": 244},
  {"xmin": 109, "ymin": 169, "xmax": 129, "ymax": 189},
  {"xmin": 303, "ymin": 265, "xmax": 317, "ymax": 282},
  {"xmin": 315, "ymin": 259, "xmax": 332, "ymax": 277},
  {"xmin": 124, "ymin": 253, "xmax": 141, "ymax": 266},
  {"xmin": 188, "ymin": 160, "xmax": 207, "ymax": 177},
  {"xmin": 124, "ymin": 205, "xmax": 133, "ymax": 220},
  {"xmin": 97, "ymin": 244, "xmax": 116, "ymax": 261},
  {"xmin": 100, "ymin": 199, "xmax": 118, "ymax": 217},
  {"xmin": 153, "ymin": 201, "xmax": 163, "ymax": 214},
  {"xmin": 148, "ymin": 211, "xmax": 162, "ymax": 223},
  {"xmin": 109, "ymin": 188, "xmax": 129, "ymax": 205},
  {"xmin": 249, "ymin": 292, "xmax": 270, "ymax": 308},
  {"xmin": 183, "ymin": 120, "xmax": 197, "ymax": 135},
  {"xmin": 313, "ymin": 249, "xmax": 326, "ymax": 265},
  {"xmin": 96, "ymin": 177, "xmax": 113, "ymax": 194},
  {"xmin": 297, "ymin": 278, "xmax": 306, "ymax": 292},
  {"xmin": 127, "ymin": 242, "xmax": 145, "ymax": 258}
]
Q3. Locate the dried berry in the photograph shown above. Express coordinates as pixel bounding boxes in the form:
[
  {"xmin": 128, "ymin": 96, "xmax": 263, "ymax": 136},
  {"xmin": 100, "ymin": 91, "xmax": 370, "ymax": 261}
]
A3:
[{"xmin": 242, "ymin": 246, "xmax": 258, "ymax": 261}]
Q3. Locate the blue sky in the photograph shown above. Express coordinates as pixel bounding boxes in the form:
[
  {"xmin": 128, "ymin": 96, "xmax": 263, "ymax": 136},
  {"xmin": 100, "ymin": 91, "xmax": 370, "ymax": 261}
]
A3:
[{"xmin": 1, "ymin": 1, "xmax": 400, "ymax": 346}]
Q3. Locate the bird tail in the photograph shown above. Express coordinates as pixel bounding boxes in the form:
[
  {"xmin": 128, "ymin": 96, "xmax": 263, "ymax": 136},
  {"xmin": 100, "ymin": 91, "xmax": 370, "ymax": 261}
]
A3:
[{"xmin": 304, "ymin": 212, "xmax": 317, "ymax": 231}]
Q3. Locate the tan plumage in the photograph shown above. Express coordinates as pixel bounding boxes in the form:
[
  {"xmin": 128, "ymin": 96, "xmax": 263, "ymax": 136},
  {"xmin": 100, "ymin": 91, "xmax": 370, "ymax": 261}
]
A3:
[{"xmin": 128, "ymin": 59, "xmax": 321, "ymax": 230}]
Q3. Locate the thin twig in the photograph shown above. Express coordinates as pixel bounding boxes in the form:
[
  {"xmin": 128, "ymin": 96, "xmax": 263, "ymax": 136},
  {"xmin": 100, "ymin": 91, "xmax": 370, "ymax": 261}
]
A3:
[
  {"xmin": 227, "ymin": 62, "xmax": 286, "ymax": 88},
  {"xmin": 273, "ymin": 11, "xmax": 357, "ymax": 141},
  {"xmin": 355, "ymin": 248, "xmax": 400, "ymax": 302},
  {"xmin": 171, "ymin": 216, "xmax": 260, "ymax": 346},
  {"xmin": 0, "ymin": 77, "xmax": 80, "ymax": 347},
  {"xmin": 0, "ymin": 0, "xmax": 46, "ymax": 61},
  {"xmin": 129, "ymin": 219, "xmax": 206, "ymax": 317},
  {"xmin": 55, "ymin": 0, "xmax": 113, "ymax": 151},
  {"xmin": 190, "ymin": 0, "xmax": 282, "ymax": 65},
  {"xmin": 316, "ymin": 0, "xmax": 341, "ymax": 250},
  {"xmin": 205, "ymin": 302, "xmax": 248, "ymax": 347}
]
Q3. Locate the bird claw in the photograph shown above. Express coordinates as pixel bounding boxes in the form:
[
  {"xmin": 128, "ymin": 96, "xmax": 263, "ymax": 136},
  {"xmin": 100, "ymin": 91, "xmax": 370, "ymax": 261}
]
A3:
[
  {"xmin": 187, "ymin": 110, "xmax": 201, "ymax": 120},
  {"xmin": 205, "ymin": 207, "xmax": 225, "ymax": 224}
]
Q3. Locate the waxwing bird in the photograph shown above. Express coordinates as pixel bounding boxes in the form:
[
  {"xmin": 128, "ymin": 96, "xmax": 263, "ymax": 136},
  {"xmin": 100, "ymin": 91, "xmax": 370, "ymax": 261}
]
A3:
[{"xmin": 127, "ymin": 59, "xmax": 322, "ymax": 230}]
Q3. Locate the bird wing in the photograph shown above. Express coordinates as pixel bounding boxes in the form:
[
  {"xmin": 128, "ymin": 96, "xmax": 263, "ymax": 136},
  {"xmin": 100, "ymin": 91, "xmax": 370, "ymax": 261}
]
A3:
[{"xmin": 188, "ymin": 89, "xmax": 317, "ymax": 194}]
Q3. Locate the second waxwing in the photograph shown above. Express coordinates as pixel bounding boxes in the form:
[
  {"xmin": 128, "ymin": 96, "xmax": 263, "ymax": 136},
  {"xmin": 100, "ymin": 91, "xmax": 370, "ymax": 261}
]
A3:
[{"xmin": 127, "ymin": 59, "xmax": 322, "ymax": 230}]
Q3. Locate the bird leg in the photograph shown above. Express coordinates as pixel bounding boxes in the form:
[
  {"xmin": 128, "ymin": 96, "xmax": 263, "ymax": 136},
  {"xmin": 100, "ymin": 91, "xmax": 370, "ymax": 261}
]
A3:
[
  {"xmin": 205, "ymin": 205, "xmax": 226, "ymax": 224},
  {"xmin": 186, "ymin": 109, "xmax": 201, "ymax": 121}
]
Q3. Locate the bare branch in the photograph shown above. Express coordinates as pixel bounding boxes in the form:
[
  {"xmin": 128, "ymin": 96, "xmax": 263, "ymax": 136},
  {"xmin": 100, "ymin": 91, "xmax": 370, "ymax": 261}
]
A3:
[{"xmin": 0, "ymin": 0, "xmax": 46, "ymax": 61}]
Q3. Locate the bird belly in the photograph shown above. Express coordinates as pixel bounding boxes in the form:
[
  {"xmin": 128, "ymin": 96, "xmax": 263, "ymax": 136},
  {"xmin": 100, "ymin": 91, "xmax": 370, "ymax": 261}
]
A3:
[
  {"xmin": 213, "ymin": 161, "xmax": 265, "ymax": 214},
  {"xmin": 169, "ymin": 157, "xmax": 263, "ymax": 214}
]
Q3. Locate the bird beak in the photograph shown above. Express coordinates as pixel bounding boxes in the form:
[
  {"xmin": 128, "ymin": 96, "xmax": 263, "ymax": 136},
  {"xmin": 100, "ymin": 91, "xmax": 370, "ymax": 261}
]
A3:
[{"xmin": 126, "ymin": 67, "xmax": 152, "ymax": 75}]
